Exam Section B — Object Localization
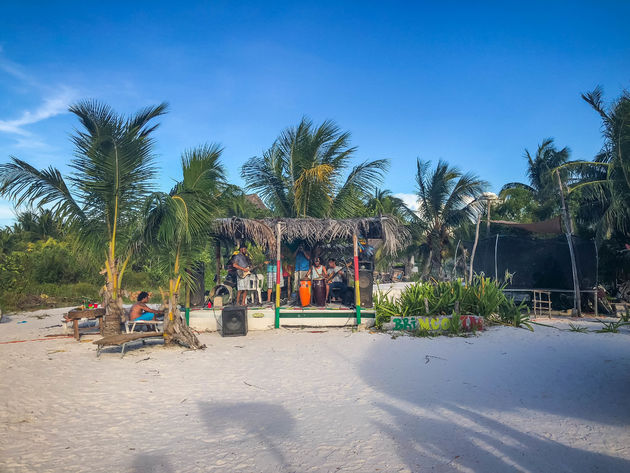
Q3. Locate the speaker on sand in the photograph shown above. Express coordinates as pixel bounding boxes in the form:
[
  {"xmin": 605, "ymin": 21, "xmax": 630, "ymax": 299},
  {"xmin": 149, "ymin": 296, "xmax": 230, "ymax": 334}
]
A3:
[
  {"xmin": 221, "ymin": 306, "xmax": 248, "ymax": 337},
  {"xmin": 358, "ymin": 270, "xmax": 374, "ymax": 308}
]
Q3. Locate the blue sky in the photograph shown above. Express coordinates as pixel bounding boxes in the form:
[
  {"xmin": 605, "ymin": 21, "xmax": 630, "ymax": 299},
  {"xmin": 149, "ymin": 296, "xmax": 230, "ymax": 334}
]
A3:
[{"xmin": 1, "ymin": 1, "xmax": 629, "ymax": 224}]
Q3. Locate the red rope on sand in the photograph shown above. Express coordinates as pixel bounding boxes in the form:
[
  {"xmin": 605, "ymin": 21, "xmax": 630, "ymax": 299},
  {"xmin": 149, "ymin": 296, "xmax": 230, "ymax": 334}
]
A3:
[{"xmin": 0, "ymin": 335, "xmax": 73, "ymax": 345}]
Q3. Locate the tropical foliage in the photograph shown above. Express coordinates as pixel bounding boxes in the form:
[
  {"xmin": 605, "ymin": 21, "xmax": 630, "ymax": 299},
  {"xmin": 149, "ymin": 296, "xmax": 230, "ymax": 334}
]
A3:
[
  {"xmin": 142, "ymin": 144, "xmax": 226, "ymax": 347},
  {"xmin": 241, "ymin": 117, "xmax": 389, "ymax": 218},
  {"xmin": 500, "ymin": 139, "xmax": 570, "ymax": 221},
  {"xmin": 567, "ymin": 88, "xmax": 630, "ymax": 239},
  {"xmin": 1, "ymin": 85, "xmax": 630, "ymax": 326},
  {"xmin": 413, "ymin": 159, "xmax": 486, "ymax": 278},
  {"xmin": 374, "ymin": 277, "xmax": 531, "ymax": 330}
]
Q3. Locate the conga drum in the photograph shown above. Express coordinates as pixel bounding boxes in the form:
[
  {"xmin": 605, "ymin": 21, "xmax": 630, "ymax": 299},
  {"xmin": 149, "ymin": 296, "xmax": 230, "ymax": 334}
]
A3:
[
  {"xmin": 299, "ymin": 279, "xmax": 312, "ymax": 307},
  {"xmin": 312, "ymin": 279, "xmax": 326, "ymax": 307}
]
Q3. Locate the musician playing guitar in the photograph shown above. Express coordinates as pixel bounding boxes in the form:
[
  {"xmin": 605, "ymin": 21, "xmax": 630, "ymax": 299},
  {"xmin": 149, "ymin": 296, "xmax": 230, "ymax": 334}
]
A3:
[
  {"xmin": 232, "ymin": 245, "xmax": 253, "ymax": 305},
  {"xmin": 326, "ymin": 258, "xmax": 348, "ymax": 302}
]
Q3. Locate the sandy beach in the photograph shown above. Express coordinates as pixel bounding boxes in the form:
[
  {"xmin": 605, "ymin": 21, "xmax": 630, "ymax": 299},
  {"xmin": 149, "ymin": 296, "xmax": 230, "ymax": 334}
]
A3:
[{"xmin": 1, "ymin": 308, "xmax": 629, "ymax": 473}]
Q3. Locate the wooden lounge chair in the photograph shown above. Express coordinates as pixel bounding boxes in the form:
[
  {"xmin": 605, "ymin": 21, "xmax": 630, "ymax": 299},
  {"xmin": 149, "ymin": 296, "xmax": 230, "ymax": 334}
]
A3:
[{"xmin": 93, "ymin": 332, "xmax": 163, "ymax": 358}]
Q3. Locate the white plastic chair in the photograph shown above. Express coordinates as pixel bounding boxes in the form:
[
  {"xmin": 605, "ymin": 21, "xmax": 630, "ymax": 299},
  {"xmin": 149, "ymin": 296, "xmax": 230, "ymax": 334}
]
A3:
[{"xmin": 246, "ymin": 274, "xmax": 265, "ymax": 304}]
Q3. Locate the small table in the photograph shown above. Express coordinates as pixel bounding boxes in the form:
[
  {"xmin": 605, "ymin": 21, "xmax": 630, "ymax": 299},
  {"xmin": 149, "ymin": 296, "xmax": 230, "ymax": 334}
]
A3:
[{"xmin": 65, "ymin": 308, "xmax": 106, "ymax": 340}]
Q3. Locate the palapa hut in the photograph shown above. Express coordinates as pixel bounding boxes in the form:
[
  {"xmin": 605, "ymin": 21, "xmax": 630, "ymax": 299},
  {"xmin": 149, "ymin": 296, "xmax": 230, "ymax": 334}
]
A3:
[{"xmin": 210, "ymin": 216, "xmax": 410, "ymax": 328}]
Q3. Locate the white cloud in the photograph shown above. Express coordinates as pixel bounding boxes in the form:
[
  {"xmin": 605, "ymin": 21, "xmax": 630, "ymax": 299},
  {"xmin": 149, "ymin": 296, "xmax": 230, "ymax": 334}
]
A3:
[
  {"xmin": 0, "ymin": 203, "xmax": 16, "ymax": 220},
  {"xmin": 394, "ymin": 193, "xmax": 419, "ymax": 212},
  {"xmin": 0, "ymin": 88, "xmax": 76, "ymax": 136}
]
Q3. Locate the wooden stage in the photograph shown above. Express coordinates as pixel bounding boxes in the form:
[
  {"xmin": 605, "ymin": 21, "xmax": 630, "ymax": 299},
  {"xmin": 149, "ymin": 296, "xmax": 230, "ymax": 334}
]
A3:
[{"xmin": 188, "ymin": 304, "xmax": 376, "ymax": 332}]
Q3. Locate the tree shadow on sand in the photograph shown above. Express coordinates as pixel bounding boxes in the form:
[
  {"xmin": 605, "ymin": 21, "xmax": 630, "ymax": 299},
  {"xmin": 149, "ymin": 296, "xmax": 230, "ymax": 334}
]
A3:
[
  {"xmin": 360, "ymin": 333, "xmax": 630, "ymax": 425},
  {"xmin": 359, "ymin": 334, "xmax": 630, "ymax": 472},
  {"xmin": 197, "ymin": 401, "xmax": 295, "ymax": 470},
  {"xmin": 130, "ymin": 452, "xmax": 174, "ymax": 473},
  {"xmin": 372, "ymin": 400, "xmax": 630, "ymax": 472}
]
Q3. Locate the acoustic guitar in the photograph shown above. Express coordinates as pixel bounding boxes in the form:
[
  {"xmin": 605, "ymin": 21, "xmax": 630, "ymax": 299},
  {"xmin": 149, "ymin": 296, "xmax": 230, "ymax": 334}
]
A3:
[
  {"xmin": 325, "ymin": 262, "xmax": 352, "ymax": 283},
  {"xmin": 237, "ymin": 263, "xmax": 262, "ymax": 279}
]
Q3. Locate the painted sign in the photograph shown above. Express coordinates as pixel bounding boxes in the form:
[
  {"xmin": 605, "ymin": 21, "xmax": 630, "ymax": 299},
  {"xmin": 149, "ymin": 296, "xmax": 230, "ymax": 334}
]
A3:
[{"xmin": 388, "ymin": 315, "xmax": 483, "ymax": 332}]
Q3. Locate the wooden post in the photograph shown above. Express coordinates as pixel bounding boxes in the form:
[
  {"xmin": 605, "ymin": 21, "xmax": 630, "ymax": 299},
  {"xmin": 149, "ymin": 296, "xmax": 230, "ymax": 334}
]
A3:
[
  {"xmin": 556, "ymin": 170, "xmax": 581, "ymax": 316},
  {"xmin": 275, "ymin": 222, "xmax": 282, "ymax": 329},
  {"xmin": 353, "ymin": 233, "xmax": 361, "ymax": 325},
  {"xmin": 185, "ymin": 280, "xmax": 190, "ymax": 326},
  {"xmin": 215, "ymin": 239, "xmax": 222, "ymax": 286},
  {"xmin": 469, "ymin": 217, "xmax": 481, "ymax": 284}
]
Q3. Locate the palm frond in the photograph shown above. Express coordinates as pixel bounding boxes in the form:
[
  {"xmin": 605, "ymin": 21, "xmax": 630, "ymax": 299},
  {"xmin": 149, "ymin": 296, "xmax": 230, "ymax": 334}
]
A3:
[{"xmin": 0, "ymin": 157, "xmax": 84, "ymax": 224}]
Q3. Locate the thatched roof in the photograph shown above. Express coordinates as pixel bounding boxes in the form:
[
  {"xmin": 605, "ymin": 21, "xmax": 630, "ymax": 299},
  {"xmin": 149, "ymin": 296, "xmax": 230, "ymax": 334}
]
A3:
[{"xmin": 212, "ymin": 216, "xmax": 410, "ymax": 255}]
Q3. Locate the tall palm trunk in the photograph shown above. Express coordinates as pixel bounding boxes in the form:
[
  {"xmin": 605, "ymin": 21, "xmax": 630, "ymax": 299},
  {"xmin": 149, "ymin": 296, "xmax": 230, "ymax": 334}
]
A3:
[
  {"xmin": 163, "ymin": 252, "xmax": 204, "ymax": 349},
  {"xmin": 102, "ymin": 274, "xmax": 124, "ymax": 336}
]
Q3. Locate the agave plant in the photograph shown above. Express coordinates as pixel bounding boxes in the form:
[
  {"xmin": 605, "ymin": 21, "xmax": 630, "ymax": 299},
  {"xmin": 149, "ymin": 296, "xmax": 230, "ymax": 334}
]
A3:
[
  {"xmin": 462, "ymin": 276, "xmax": 508, "ymax": 319},
  {"xmin": 595, "ymin": 319, "xmax": 630, "ymax": 333},
  {"xmin": 568, "ymin": 322, "xmax": 589, "ymax": 333}
]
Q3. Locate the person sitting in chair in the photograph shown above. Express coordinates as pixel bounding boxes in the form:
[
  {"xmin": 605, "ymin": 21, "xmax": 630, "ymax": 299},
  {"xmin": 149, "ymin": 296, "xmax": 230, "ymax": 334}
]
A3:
[
  {"xmin": 129, "ymin": 292, "xmax": 163, "ymax": 321},
  {"xmin": 326, "ymin": 258, "xmax": 347, "ymax": 302}
]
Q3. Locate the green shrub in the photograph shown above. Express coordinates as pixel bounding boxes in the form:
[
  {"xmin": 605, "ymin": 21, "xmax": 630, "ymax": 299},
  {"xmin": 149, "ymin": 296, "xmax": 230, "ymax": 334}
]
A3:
[
  {"xmin": 374, "ymin": 290, "xmax": 399, "ymax": 328},
  {"xmin": 462, "ymin": 276, "xmax": 507, "ymax": 318},
  {"xmin": 31, "ymin": 240, "xmax": 82, "ymax": 284}
]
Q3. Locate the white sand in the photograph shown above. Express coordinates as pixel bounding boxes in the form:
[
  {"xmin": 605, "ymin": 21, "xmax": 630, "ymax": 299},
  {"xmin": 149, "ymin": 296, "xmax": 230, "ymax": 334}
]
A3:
[{"xmin": 1, "ymin": 308, "xmax": 630, "ymax": 473}]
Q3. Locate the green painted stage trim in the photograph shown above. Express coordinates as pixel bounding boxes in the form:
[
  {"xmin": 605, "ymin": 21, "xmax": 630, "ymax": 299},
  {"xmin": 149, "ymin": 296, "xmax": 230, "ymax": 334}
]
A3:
[{"xmin": 278, "ymin": 312, "xmax": 375, "ymax": 318}]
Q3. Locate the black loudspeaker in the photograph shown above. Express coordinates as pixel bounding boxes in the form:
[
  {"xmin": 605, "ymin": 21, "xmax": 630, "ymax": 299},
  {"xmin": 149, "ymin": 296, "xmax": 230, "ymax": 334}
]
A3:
[
  {"xmin": 358, "ymin": 260, "xmax": 373, "ymax": 271},
  {"xmin": 221, "ymin": 306, "xmax": 248, "ymax": 337},
  {"xmin": 359, "ymin": 270, "xmax": 374, "ymax": 308}
]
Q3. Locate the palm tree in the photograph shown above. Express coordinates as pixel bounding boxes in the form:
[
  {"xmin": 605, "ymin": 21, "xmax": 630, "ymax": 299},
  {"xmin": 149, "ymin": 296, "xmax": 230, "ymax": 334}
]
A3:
[
  {"xmin": 414, "ymin": 159, "xmax": 487, "ymax": 278},
  {"xmin": 500, "ymin": 139, "xmax": 570, "ymax": 221},
  {"xmin": 241, "ymin": 117, "xmax": 388, "ymax": 218},
  {"xmin": 567, "ymin": 87, "xmax": 630, "ymax": 239},
  {"xmin": 0, "ymin": 100, "xmax": 167, "ymax": 335},
  {"xmin": 364, "ymin": 188, "xmax": 415, "ymax": 222},
  {"xmin": 14, "ymin": 209, "xmax": 62, "ymax": 241},
  {"xmin": 142, "ymin": 144, "xmax": 226, "ymax": 348}
]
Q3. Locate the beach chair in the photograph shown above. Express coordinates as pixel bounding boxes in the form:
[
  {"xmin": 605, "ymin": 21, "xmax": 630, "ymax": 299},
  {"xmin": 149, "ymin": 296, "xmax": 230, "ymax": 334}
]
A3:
[
  {"xmin": 125, "ymin": 318, "xmax": 164, "ymax": 334},
  {"xmin": 123, "ymin": 307, "xmax": 164, "ymax": 333},
  {"xmin": 93, "ymin": 332, "xmax": 163, "ymax": 358}
]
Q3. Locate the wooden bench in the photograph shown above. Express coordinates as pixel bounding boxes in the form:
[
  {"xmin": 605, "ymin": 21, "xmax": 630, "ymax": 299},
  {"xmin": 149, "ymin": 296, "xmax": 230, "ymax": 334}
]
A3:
[
  {"xmin": 64, "ymin": 308, "xmax": 106, "ymax": 340},
  {"xmin": 93, "ymin": 332, "xmax": 163, "ymax": 358}
]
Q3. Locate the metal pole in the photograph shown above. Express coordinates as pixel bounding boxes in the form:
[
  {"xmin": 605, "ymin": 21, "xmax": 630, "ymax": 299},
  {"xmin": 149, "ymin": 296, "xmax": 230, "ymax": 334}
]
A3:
[
  {"xmin": 486, "ymin": 198, "xmax": 491, "ymax": 237},
  {"xmin": 469, "ymin": 217, "xmax": 481, "ymax": 284},
  {"xmin": 353, "ymin": 233, "xmax": 361, "ymax": 325},
  {"xmin": 494, "ymin": 234, "xmax": 499, "ymax": 281},
  {"xmin": 275, "ymin": 222, "xmax": 282, "ymax": 329},
  {"xmin": 556, "ymin": 170, "xmax": 581, "ymax": 316},
  {"xmin": 594, "ymin": 240, "xmax": 599, "ymax": 317},
  {"xmin": 452, "ymin": 240, "xmax": 460, "ymax": 280}
]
